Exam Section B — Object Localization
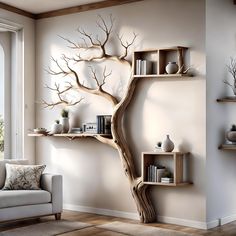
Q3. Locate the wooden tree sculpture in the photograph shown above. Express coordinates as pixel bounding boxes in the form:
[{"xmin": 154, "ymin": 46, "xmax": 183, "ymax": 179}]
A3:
[{"xmin": 43, "ymin": 15, "xmax": 156, "ymax": 223}]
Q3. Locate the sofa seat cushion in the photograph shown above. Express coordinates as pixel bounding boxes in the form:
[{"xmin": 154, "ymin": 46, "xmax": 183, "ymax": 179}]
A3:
[{"xmin": 0, "ymin": 190, "xmax": 51, "ymax": 209}]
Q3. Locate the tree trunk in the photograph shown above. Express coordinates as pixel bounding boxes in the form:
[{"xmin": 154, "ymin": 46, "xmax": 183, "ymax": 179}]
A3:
[{"xmin": 111, "ymin": 76, "xmax": 156, "ymax": 223}]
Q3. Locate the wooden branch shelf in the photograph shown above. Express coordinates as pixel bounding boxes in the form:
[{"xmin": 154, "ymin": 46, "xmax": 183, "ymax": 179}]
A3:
[
  {"xmin": 218, "ymin": 144, "xmax": 236, "ymax": 150},
  {"xmin": 143, "ymin": 182, "xmax": 191, "ymax": 187},
  {"xmin": 28, "ymin": 133, "xmax": 112, "ymax": 138},
  {"xmin": 216, "ymin": 97, "xmax": 236, "ymax": 102}
]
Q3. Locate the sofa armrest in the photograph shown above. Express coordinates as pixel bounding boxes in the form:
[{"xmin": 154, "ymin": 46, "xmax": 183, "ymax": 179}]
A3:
[{"xmin": 41, "ymin": 173, "xmax": 63, "ymax": 214}]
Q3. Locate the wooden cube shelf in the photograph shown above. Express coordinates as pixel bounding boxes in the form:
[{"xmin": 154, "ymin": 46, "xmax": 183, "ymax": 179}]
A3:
[
  {"xmin": 141, "ymin": 151, "xmax": 191, "ymax": 186},
  {"xmin": 133, "ymin": 46, "xmax": 188, "ymax": 78}
]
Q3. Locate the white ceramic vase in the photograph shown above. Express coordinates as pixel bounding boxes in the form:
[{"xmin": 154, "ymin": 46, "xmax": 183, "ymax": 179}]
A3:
[
  {"xmin": 165, "ymin": 62, "xmax": 179, "ymax": 74},
  {"xmin": 162, "ymin": 135, "xmax": 174, "ymax": 152},
  {"xmin": 50, "ymin": 122, "xmax": 63, "ymax": 134},
  {"xmin": 61, "ymin": 117, "xmax": 70, "ymax": 133}
]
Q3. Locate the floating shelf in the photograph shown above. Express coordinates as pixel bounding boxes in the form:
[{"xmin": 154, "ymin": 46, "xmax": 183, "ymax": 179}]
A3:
[
  {"xmin": 28, "ymin": 133, "xmax": 112, "ymax": 138},
  {"xmin": 216, "ymin": 97, "xmax": 236, "ymax": 102},
  {"xmin": 218, "ymin": 144, "xmax": 236, "ymax": 150},
  {"xmin": 133, "ymin": 74, "xmax": 189, "ymax": 78},
  {"xmin": 141, "ymin": 151, "xmax": 192, "ymax": 187},
  {"xmin": 143, "ymin": 181, "xmax": 191, "ymax": 187}
]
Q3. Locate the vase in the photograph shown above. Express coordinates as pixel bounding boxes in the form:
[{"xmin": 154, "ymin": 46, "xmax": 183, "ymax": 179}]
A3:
[
  {"xmin": 226, "ymin": 131, "xmax": 236, "ymax": 143},
  {"xmin": 165, "ymin": 62, "xmax": 179, "ymax": 74},
  {"xmin": 50, "ymin": 122, "xmax": 63, "ymax": 134},
  {"xmin": 61, "ymin": 118, "xmax": 70, "ymax": 133},
  {"xmin": 162, "ymin": 135, "xmax": 174, "ymax": 152}
]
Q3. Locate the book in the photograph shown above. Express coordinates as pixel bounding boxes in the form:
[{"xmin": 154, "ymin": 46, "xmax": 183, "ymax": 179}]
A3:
[
  {"xmin": 136, "ymin": 59, "xmax": 141, "ymax": 75},
  {"xmin": 161, "ymin": 177, "xmax": 173, "ymax": 183},
  {"xmin": 141, "ymin": 60, "xmax": 152, "ymax": 75},
  {"xmin": 96, "ymin": 115, "xmax": 112, "ymax": 134}
]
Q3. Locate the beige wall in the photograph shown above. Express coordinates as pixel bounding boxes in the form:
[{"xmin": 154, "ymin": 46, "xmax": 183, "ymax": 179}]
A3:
[
  {"xmin": 206, "ymin": 0, "xmax": 236, "ymax": 224},
  {"xmin": 35, "ymin": 0, "xmax": 206, "ymax": 225},
  {"xmin": 0, "ymin": 10, "xmax": 35, "ymax": 163}
]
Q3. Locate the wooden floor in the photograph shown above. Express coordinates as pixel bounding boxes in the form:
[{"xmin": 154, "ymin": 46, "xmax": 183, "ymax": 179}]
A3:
[{"xmin": 0, "ymin": 210, "xmax": 236, "ymax": 235}]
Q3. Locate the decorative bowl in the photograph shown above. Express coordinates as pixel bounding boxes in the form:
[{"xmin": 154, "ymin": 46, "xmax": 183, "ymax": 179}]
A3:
[{"xmin": 33, "ymin": 128, "xmax": 47, "ymax": 134}]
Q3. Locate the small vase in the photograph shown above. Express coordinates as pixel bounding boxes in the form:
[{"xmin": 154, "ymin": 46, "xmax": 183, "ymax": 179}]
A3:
[
  {"xmin": 165, "ymin": 62, "xmax": 179, "ymax": 74},
  {"xmin": 51, "ymin": 122, "xmax": 63, "ymax": 134},
  {"xmin": 162, "ymin": 135, "xmax": 174, "ymax": 152},
  {"xmin": 61, "ymin": 118, "xmax": 70, "ymax": 133}
]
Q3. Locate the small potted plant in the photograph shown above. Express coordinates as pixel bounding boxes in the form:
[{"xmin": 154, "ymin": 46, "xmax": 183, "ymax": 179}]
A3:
[
  {"xmin": 226, "ymin": 124, "xmax": 236, "ymax": 143},
  {"xmin": 50, "ymin": 120, "xmax": 62, "ymax": 134},
  {"xmin": 61, "ymin": 109, "xmax": 69, "ymax": 133},
  {"xmin": 154, "ymin": 141, "xmax": 162, "ymax": 151}
]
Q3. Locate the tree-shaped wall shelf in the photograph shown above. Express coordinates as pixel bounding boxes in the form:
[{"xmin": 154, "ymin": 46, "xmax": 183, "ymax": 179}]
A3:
[{"xmin": 29, "ymin": 16, "xmax": 193, "ymax": 223}]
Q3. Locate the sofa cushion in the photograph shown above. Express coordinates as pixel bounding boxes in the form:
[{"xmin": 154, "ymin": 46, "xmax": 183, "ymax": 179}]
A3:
[
  {"xmin": 3, "ymin": 164, "xmax": 46, "ymax": 190},
  {"xmin": 0, "ymin": 159, "xmax": 28, "ymax": 189},
  {"xmin": 0, "ymin": 190, "xmax": 51, "ymax": 208}
]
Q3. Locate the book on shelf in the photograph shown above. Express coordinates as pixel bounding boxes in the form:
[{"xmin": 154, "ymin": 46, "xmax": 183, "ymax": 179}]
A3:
[
  {"xmin": 136, "ymin": 59, "xmax": 152, "ymax": 75},
  {"xmin": 96, "ymin": 115, "xmax": 112, "ymax": 134},
  {"xmin": 161, "ymin": 177, "xmax": 173, "ymax": 183},
  {"xmin": 83, "ymin": 123, "xmax": 97, "ymax": 134},
  {"xmin": 146, "ymin": 164, "xmax": 165, "ymax": 182}
]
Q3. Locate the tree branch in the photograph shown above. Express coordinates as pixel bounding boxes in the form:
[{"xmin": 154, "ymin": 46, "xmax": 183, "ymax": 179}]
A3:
[
  {"xmin": 118, "ymin": 32, "xmax": 137, "ymax": 60},
  {"xmin": 42, "ymin": 82, "xmax": 84, "ymax": 109},
  {"xmin": 61, "ymin": 55, "xmax": 118, "ymax": 106}
]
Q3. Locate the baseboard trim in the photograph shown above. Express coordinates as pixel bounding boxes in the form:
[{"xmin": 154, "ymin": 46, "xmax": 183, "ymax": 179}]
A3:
[
  {"xmin": 63, "ymin": 204, "xmax": 222, "ymax": 229},
  {"xmin": 158, "ymin": 215, "xmax": 219, "ymax": 230},
  {"xmin": 220, "ymin": 214, "xmax": 236, "ymax": 226},
  {"xmin": 63, "ymin": 203, "xmax": 140, "ymax": 220}
]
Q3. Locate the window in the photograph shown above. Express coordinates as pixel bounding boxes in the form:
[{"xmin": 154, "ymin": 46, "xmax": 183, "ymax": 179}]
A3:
[
  {"xmin": 0, "ymin": 44, "xmax": 3, "ymax": 160},
  {"xmin": 0, "ymin": 19, "xmax": 23, "ymax": 159}
]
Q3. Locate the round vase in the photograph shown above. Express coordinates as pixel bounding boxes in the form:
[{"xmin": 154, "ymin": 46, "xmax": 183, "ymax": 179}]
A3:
[
  {"xmin": 226, "ymin": 131, "xmax": 236, "ymax": 143},
  {"xmin": 51, "ymin": 123, "xmax": 63, "ymax": 134},
  {"xmin": 162, "ymin": 135, "xmax": 174, "ymax": 152},
  {"xmin": 165, "ymin": 62, "xmax": 179, "ymax": 74},
  {"xmin": 61, "ymin": 118, "xmax": 70, "ymax": 133}
]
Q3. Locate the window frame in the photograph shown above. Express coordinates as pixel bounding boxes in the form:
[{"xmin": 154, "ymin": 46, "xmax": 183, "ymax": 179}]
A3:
[{"xmin": 0, "ymin": 18, "xmax": 24, "ymax": 159}]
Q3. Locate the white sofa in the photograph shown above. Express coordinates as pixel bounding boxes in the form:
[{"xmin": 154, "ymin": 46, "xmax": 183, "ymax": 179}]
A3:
[{"xmin": 0, "ymin": 159, "xmax": 63, "ymax": 222}]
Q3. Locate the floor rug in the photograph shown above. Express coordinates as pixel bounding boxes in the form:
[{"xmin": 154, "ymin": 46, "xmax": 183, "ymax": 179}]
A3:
[
  {"xmin": 98, "ymin": 221, "xmax": 201, "ymax": 236},
  {"xmin": 0, "ymin": 220, "xmax": 92, "ymax": 236}
]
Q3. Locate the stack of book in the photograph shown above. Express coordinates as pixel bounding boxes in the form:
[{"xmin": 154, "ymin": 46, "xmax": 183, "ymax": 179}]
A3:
[
  {"xmin": 83, "ymin": 123, "xmax": 97, "ymax": 134},
  {"xmin": 146, "ymin": 165, "xmax": 165, "ymax": 182},
  {"xmin": 136, "ymin": 59, "xmax": 152, "ymax": 75},
  {"xmin": 161, "ymin": 177, "xmax": 174, "ymax": 184},
  {"xmin": 96, "ymin": 115, "xmax": 112, "ymax": 134}
]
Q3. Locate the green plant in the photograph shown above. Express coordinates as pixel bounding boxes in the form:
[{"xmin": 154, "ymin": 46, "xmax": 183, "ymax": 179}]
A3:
[
  {"xmin": 61, "ymin": 109, "xmax": 69, "ymax": 118},
  {"xmin": 162, "ymin": 169, "xmax": 173, "ymax": 178},
  {"xmin": 157, "ymin": 141, "xmax": 162, "ymax": 147},
  {"xmin": 0, "ymin": 116, "xmax": 4, "ymax": 153},
  {"xmin": 230, "ymin": 124, "xmax": 236, "ymax": 131}
]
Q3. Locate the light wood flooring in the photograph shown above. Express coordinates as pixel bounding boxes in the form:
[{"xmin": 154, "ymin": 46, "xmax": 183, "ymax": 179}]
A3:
[{"xmin": 0, "ymin": 210, "xmax": 236, "ymax": 235}]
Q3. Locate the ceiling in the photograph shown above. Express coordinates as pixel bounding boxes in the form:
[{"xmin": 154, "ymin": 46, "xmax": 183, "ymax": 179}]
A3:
[{"xmin": 0, "ymin": 0, "xmax": 105, "ymax": 14}]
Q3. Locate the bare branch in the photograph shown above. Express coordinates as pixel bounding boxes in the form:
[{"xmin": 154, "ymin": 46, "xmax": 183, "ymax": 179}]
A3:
[
  {"xmin": 224, "ymin": 79, "xmax": 233, "ymax": 89},
  {"xmin": 45, "ymin": 56, "xmax": 71, "ymax": 77},
  {"xmin": 43, "ymin": 82, "xmax": 84, "ymax": 109},
  {"xmin": 89, "ymin": 66, "xmax": 100, "ymax": 87},
  {"xmin": 118, "ymin": 32, "xmax": 137, "ymax": 59},
  {"xmin": 58, "ymin": 35, "xmax": 81, "ymax": 49},
  {"xmin": 227, "ymin": 57, "xmax": 236, "ymax": 81},
  {"xmin": 102, "ymin": 66, "xmax": 112, "ymax": 86}
]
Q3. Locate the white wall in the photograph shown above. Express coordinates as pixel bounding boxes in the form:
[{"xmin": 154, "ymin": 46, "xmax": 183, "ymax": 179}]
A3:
[
  {"xmin": 0, "ymin": 10, "xmax": 35, "ymax": 163},
  {"xmin": 206, "ymin": 0, "xmax": 236, "ymax": 224},
  {"xmin": 36, "ymin": 0, "xmax": 206, "ymax": 225}
]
